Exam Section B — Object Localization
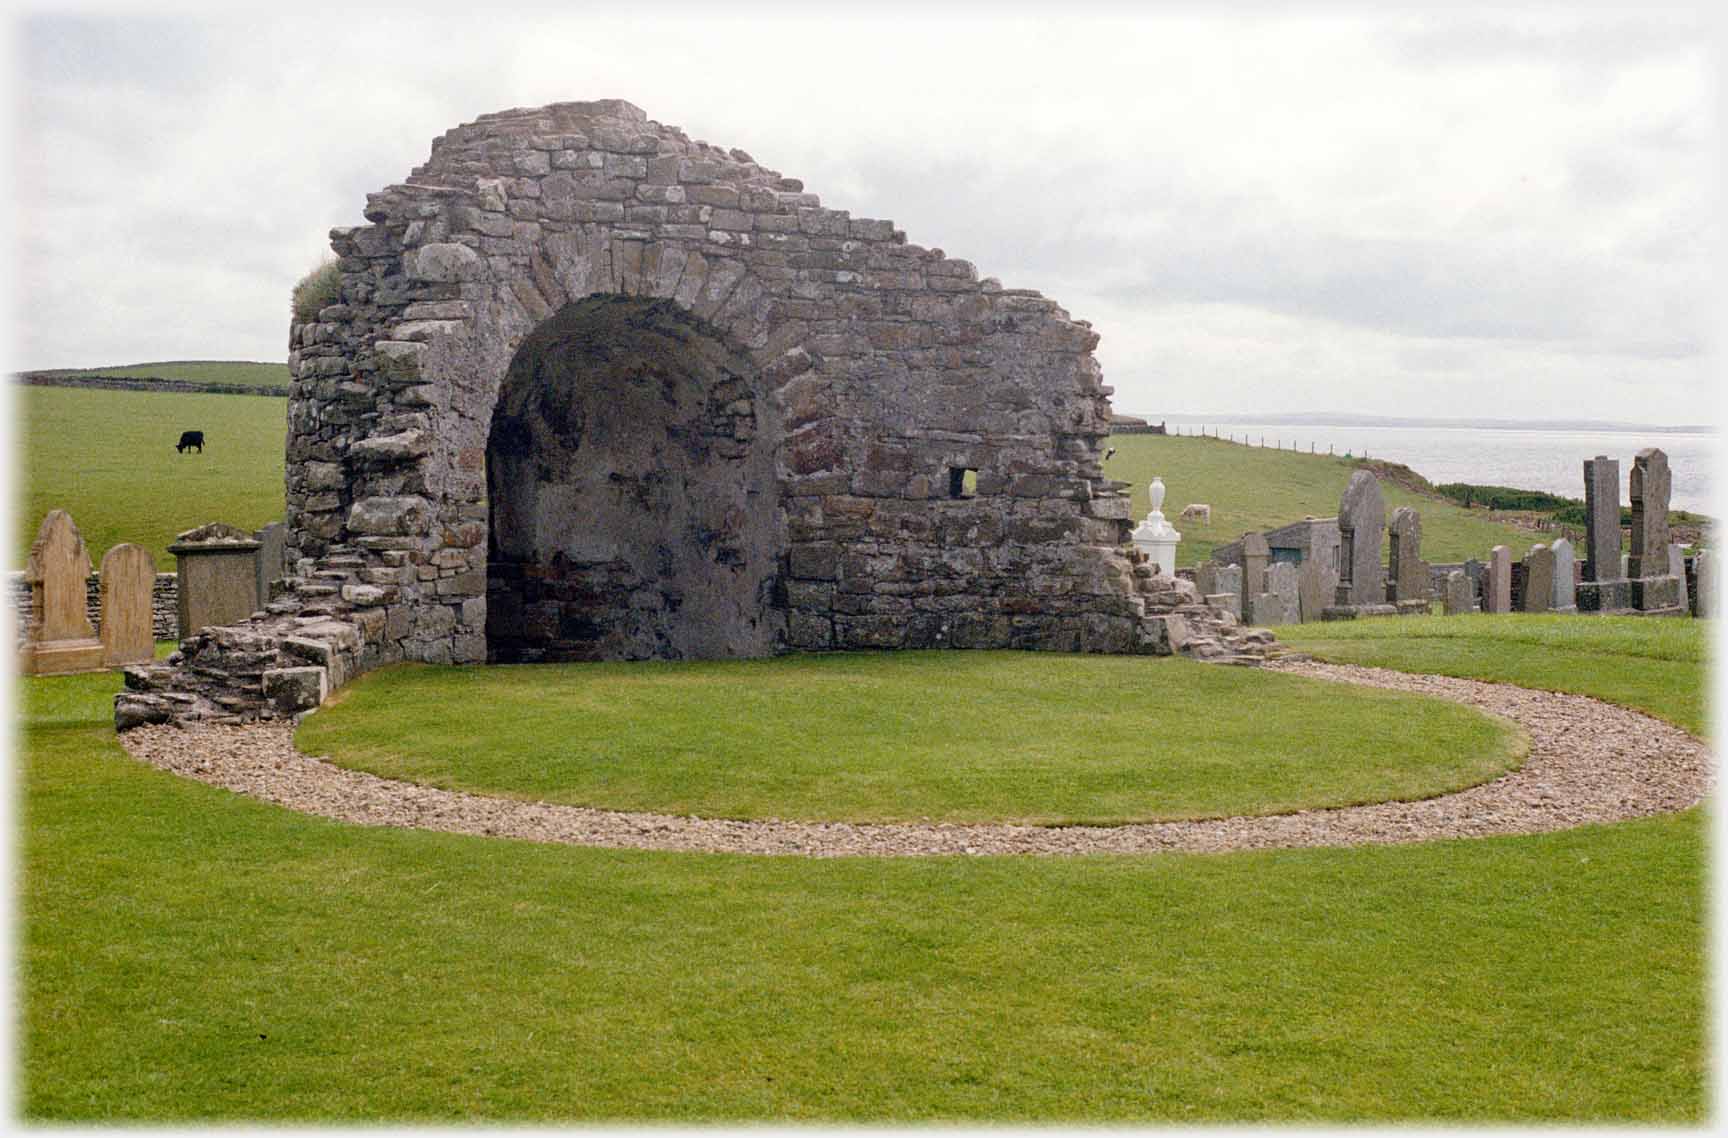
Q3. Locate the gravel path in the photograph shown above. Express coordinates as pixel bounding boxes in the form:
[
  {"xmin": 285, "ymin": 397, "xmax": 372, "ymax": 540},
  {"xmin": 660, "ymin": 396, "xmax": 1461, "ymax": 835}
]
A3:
[{"xmin": 116, "ymin": 661, "xmax": 1712, "ymax": 858}]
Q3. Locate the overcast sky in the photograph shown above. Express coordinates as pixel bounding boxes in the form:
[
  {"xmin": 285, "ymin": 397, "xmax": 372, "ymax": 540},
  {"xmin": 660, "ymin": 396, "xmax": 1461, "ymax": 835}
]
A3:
[{"xmin": 7, "ymin": 5, "xmax": 1720, "ymax": 424}]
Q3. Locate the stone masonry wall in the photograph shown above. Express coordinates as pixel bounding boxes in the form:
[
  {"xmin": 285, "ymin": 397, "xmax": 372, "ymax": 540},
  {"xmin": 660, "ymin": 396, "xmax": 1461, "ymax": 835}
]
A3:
[{"xmin": 117, "ymin": 99, "xmax": 1246, "ymax": 730}]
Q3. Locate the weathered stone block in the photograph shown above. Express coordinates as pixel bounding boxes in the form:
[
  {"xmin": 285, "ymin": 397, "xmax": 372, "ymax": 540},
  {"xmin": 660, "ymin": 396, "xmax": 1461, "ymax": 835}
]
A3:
[{"xmin": 262, "ymin": 666, "xmax": 328, "ymax": 713}]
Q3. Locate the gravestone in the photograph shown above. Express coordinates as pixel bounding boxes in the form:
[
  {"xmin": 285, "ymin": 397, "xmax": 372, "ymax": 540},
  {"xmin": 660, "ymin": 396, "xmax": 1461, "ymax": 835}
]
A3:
[
  {"xmin": 1387, "ymin": 507, "xmax": 1428, "ymax": 603},
  {"xmin": 18, "ymin": 510, "xmax": 104, "ymax": 675},
  {"xmin": 1442, "ymin": 570, "xmax": 1473, "ymax": 615},
  {"xmin": 1694, "ymin": 550, "xmax": 1713, "ymax": 618},
  {"xmin": 1627, "ymin": 449, "xmax": 1670, "ymax": 579},
  {"xmin": 1252, "ymin": 561, "xmax": 1299, "ymax": 626},
  {"xmin": 1520, "ymin": 544, "xmax": 1554, "ymax": 614},
  {"xmin": 99, "ymin": 543, "xmax": 156, "ymax": 666},
  {"xmin": 1297, "ymin": 554, "xmax": 1338, "ymax": 623},
  {"xmin": 1582, "ymin": 455, "xmax": 1621, "ymax": 582},
  {"xmin": 1668, "ymin": 544, "xmax": 1689, "ymax": 615},
  {"xmin": 1550, "ymin": 537, "xmax": 1577, "ymax": 613},
  {"xmin": 1484, "ymin": 545, "xmax": 1512, "ymax": 614},
  {"xmin": 1334, "ymin": 471, "xmax": 1387, "ymax": 607},
  {"xmin": 1240, "ymin": 533, "xmax": 1276, "ymax": 625},
  {"xmin": 170, "ymin": 522, "xmax": 263, "ymax": 639},
  {"xmin": 255, "ymin": 521, "xmax": 287, "ymax": 606},
  {"xmin": 1622, "ymin": 449, "xmax": 1683, "ymax": 613},
  {"xmin": 1209, "ymin": 564, "xmax": 1242, "ymax": 619},
  {"xmin": 1194, "ymin": 561, "xmax": 1218, "ymax": 598}
]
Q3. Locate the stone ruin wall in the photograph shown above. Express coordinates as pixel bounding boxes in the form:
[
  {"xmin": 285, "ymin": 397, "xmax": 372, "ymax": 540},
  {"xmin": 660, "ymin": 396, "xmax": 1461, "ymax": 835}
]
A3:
[{"xmin": 119, "ymin": 99, "xmax": 1236, "ymax": 730}]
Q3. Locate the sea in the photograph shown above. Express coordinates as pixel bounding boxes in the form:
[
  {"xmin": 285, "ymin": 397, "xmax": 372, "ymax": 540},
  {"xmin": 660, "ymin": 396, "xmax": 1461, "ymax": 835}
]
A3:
[{"xmin": 1155, "ymin": 419, "xmax": 1718, "ymax": 517}]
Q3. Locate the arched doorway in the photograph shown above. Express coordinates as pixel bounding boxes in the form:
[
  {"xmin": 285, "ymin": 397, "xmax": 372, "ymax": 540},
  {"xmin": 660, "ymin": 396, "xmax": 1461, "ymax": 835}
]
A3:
[{"xmin": 485, "ymin": 295, "xmax": 784, "ymax": 662}]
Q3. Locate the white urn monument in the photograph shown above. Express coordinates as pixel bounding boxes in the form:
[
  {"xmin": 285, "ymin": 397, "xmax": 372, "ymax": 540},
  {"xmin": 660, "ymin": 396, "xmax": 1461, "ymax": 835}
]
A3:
[{"xmin": 1131, "ymin": 476, "xmax": 1182, "ymax": 575}]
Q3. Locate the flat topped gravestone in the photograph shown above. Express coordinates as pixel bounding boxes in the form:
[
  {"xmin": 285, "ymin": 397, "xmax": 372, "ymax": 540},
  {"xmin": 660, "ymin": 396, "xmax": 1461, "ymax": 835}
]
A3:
[
  {"xmin": 1582, "ymin": 455, "xmax": 1621, "ymax": 583},
  {"xmin": 1297, "ymin": 552, "xmax": 1338, "ymax": 623},
  {"xmin": 1334, "ymin": 471, "xmax": 1386, "ymax": 606},
  {"xmin": 18, "ymin": 509, "xmax": 104, "ymax": 675},
  {"xmin": 99, "ymin": 543, "xmax": 156, "ymax": 666},
  {"xmin": 169, "ymin": 521, "xmax": 263, "ymax": 639}
]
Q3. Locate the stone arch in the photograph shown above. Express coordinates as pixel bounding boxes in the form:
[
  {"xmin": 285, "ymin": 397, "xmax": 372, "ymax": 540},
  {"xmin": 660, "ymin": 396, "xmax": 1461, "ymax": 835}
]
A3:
[{"xmin": 483, "ymin": 294, "xmax": 784, "ymax": 662}]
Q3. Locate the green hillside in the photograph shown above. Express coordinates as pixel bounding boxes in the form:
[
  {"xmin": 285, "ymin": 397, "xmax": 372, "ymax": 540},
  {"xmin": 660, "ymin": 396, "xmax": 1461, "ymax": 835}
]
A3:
[
  {"xmin": 26, "ymin": 360, "xmax": 290, "ymax": 388},
  {"xmin": 16, "ymin": 385, "xmax": 287, "ymax": 570},
  {"xmin": 1102, "ymin": 434, "xmax": 1541, "ymax": 564}
]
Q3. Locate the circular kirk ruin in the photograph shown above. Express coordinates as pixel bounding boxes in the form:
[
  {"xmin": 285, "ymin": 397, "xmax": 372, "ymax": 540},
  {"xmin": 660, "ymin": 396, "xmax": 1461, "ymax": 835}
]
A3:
[{"xmin": 118, "ymin": 99, "xmax": 1267, "ymax": 729}]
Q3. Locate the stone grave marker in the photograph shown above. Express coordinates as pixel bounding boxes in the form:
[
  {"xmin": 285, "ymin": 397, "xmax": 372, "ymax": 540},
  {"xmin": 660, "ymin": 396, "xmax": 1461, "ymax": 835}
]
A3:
[
  {"xmin": 1520, "ymin": 544, "xmax": 1554, "ymax": 614},
  {"xmin": 1694, "ymin": 550, "xmax": 1714, "ymax": 617},
  {"xmin": 1550, "ymin": 537, "xmax": 1577, "ymax": 612},
  {"xmin": 1334, "ymin": 471, "xmax": 1386, "ymax": 606},
  {"xmin": 1582, "ymin": 455, "xmax": 1621, "ymax": 582},
  {"xmin": 18, "ymin": 509, "xmax": 105, "ymax": 675},
  {"xmin": 1668, "ymin": 544, "xmax": 1689, "ymax": 614},
  {"xmin": 1255, "ymin": 561, "xmax": 1299, "ymax": 626},
  {"xmin": 1627, "ymin": 448, "xmax": 1670, "ymax": 579},
  {"xmin": 170, "ymin": 522, "xmax": 264, "ymax": 639},
  {"xmin": 99, "ymin": 543, "xmax": 156, "ymax": 666},
  {"xmin": 255, "ymin": 521, "xmax": 287, "ymax": 606},
  {"xmin": 1442, "ymin": 570, "xmax": 1473, "ymax": 615},
  {"xmin": 1297, "ymin": 553, "xmax": 1338, "ymax": 623},
  {"xmin": 1387, "ymin": 507, "xmax": 1429, "ymax": 603},
  {"xmin": 1484, "ymin": 545, "xmax": 1512, "ymax": 614},
  {"xmin": 1194, "ymin": 561, "xmax": 1217, "ymax": 598}
]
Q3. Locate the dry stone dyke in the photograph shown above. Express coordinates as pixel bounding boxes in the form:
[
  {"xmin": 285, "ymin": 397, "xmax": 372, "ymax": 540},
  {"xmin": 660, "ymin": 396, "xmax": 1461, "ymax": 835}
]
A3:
[{"xmin": 118, "ymin": 99, "xmax": 1283, "ymax": 729}]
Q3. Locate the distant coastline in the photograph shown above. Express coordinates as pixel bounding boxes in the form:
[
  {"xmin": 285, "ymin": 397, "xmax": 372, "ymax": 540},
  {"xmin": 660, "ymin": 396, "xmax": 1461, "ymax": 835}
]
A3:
[{"xmin": 1130, "ymin": 411, "xmax": 1711, "ymax": 434}]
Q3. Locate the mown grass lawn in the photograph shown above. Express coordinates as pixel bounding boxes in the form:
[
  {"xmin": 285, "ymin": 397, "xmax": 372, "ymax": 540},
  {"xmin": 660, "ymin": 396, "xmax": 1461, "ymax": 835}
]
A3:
[
  {"xmin": 15, "ymin": 384, "xmax": 287, "ymax": 569},
  {"xmin": 298, "ymin": 651, "xmax": 1521, "ymax": 824},
  {"xmin": 19, "ymin": 643, "xmax": 1706, "ymax": 1122},
  {"xmin": 1103, "ymin": 434, "xmax": 1541, "ymax": 564},
  {"xmin": 1279, "ymin": 613, "xmax": 1709, "ymax": 734}
]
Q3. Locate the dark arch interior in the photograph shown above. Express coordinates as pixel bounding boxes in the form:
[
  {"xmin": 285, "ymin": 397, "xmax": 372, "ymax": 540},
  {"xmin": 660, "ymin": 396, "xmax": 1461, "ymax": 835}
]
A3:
[{"xmin": 485, "ymin": 294, "xmax": 784, "ymax": 663}]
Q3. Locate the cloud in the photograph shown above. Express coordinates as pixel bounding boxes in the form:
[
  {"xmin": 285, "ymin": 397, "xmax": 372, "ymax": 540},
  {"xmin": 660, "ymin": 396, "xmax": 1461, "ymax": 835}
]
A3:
[{"xmin": 6, "ymin": 8, "xmax": 1715, "ymax": 425}]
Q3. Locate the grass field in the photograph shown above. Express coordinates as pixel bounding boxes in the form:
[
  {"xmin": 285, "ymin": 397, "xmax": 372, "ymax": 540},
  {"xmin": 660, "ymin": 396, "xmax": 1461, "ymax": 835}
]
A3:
[
  {"xmin": 1279, "ymin": 613, "xmax": 1709, "ymax": 734},
  {"xmin": 1103, "ymin": 433, "xmax": 1542, "ymax": 563},
  {"xmin": 298, "ymin": 651, "xmax": 1522, "ymax": 824},
  {"xmin": 15, "ymin": 384, "xmax": 287, "ymax": 569},
  {"xmin": 26, "ymin": 359, "xmax": 290, "ymax": 388},
  {"xmin": 19, "ymin": 648, "xmax": 1705, "ymax": 1122}
]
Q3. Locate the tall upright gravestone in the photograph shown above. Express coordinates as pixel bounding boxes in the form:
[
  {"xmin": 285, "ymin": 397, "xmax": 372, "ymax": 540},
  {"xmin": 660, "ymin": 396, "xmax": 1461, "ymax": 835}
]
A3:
[
  {"xmin": 99, "ymin": 543, "xmax": 156, "ymax": 666},
  {"xmin": 1578, "ymin": 455, "xmax": 1631, "ymax": 612},
  {"xmin": 1334, "ymin": 471, "xmax": 1386, "ymax": 607},
  {"xmin": 18, "ymin": 510, "xmax": 105, "ymax": 675},
  {"xmin": 1627, "ymin": 448, "xmax": 1683, "ymax": 614}
]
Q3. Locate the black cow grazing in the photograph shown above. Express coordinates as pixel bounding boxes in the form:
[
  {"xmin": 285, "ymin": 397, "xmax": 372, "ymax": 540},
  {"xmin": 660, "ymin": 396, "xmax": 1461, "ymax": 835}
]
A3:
[{"xmin": 176, "ymin": 430, "xmax": 205, "ymax": 454}]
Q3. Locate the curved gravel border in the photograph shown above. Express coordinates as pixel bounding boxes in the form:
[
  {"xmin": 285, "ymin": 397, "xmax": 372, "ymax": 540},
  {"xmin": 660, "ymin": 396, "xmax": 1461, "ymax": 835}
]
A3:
[{"xmin": 116, "ymin": 661, "xmax": 1711, "ymax": 857}]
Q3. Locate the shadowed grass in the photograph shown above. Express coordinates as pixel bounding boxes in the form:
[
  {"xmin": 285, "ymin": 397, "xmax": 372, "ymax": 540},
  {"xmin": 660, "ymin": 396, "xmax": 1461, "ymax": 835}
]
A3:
[
  {"xmin": 296, "ymin": 651, "xmax": 1523, "ymax": 825},
  {"xmin": 1278, "ymin": 614, "xmax": 1709, "ymax": 734},
  {"xmin": 20, "ymin": 663, "xmax": 1704, "ymax": 1122}
]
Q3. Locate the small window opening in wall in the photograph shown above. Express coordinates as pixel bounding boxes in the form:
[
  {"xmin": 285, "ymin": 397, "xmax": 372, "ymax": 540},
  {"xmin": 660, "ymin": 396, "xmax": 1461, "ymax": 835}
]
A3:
[{"xmin": 948, "ymin": 467, "xmax": 979, "ymax": 499}]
